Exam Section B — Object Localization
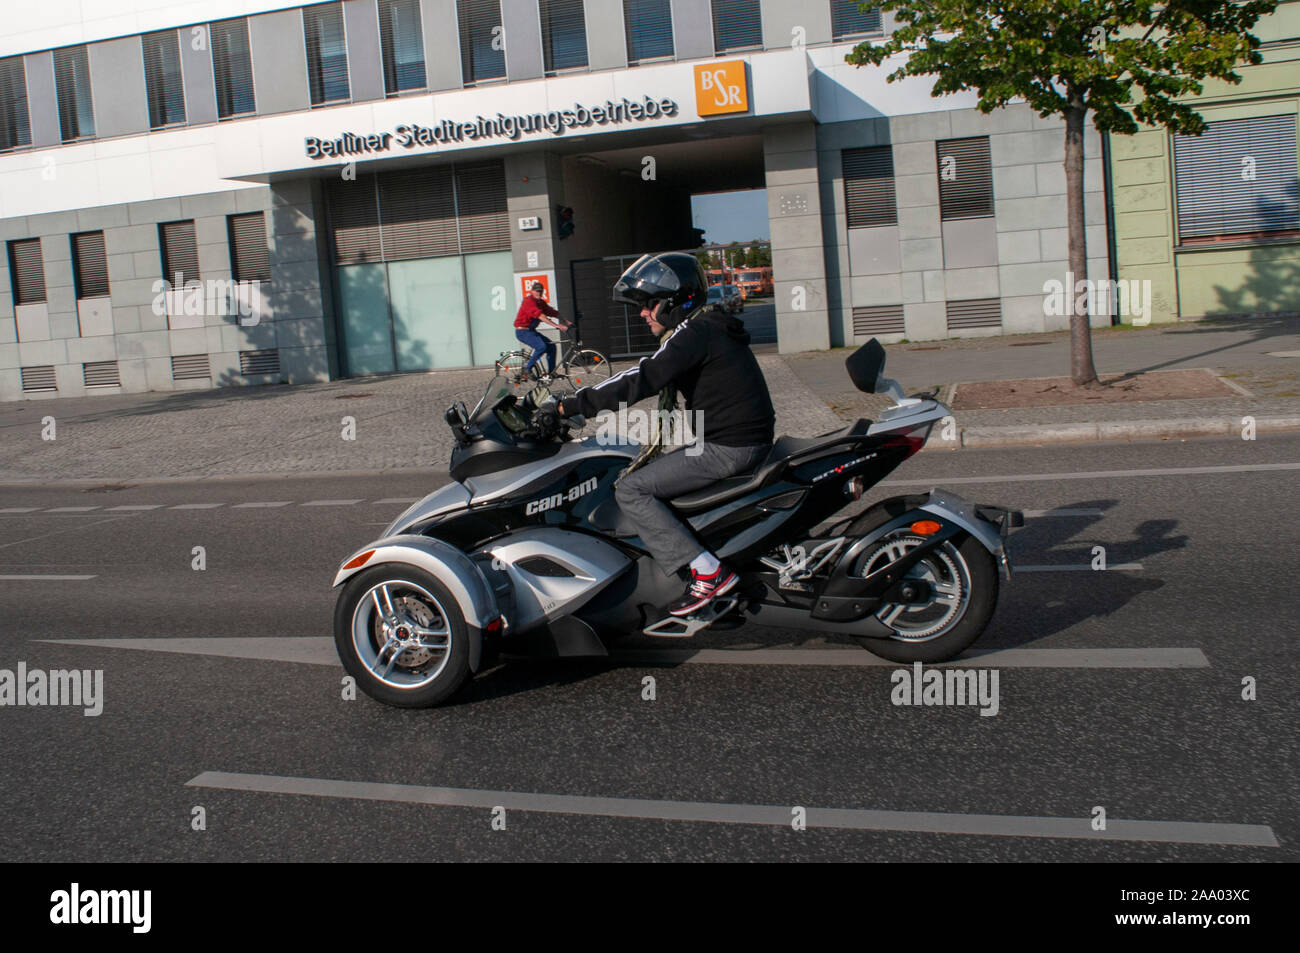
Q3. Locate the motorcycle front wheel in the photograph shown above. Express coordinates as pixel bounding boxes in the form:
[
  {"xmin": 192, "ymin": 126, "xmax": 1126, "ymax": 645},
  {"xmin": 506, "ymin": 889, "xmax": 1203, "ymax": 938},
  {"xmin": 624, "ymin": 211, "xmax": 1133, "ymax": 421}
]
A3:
[
  {"xmin": 845, "ymin": 502, "xmax": 999, "ymax": 664},
  {"xmin": 333, "ymin": 565, "xmax": 472, "ymax": 708}
]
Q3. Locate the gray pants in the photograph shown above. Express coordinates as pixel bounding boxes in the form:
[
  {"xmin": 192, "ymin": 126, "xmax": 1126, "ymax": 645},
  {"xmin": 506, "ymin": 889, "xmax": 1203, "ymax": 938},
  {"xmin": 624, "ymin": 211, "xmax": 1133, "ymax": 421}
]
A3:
[{"xmin": 615, "ymin": 441, "xmax": 771, "ymax": 576}]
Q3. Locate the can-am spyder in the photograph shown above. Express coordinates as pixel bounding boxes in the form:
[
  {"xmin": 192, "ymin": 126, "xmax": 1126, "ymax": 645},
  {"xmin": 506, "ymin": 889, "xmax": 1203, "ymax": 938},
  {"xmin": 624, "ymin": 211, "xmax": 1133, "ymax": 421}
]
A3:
[{"xmin": 333, "ymin": 339, "xmax": 1023, "ymax": 708}]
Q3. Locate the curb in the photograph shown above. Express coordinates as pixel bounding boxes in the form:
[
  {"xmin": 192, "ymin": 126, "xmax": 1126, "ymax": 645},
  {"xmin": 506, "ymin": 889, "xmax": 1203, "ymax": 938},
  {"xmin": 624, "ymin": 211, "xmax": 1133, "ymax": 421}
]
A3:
[{"xmin": 922, "ymin": 416, "xmax": 1300, "ymax": 450}]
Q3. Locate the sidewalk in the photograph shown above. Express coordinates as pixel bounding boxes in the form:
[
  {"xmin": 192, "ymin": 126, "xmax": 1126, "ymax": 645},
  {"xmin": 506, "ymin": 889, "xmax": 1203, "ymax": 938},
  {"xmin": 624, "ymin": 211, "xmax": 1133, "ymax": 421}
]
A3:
[
  {"xmin": 0, "ymin": 316, "xmax": 1296, "ymax": 483},
  {"xmin": 783, "ymin": 314, "xmax": 1300, "ymax": 449}
]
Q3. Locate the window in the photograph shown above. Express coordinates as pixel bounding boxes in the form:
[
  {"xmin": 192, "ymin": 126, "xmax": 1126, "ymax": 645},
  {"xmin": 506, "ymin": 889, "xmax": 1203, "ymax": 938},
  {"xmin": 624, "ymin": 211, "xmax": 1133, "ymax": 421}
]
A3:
[
  {"xmin": 830, "ymin": 1, "xmax": 882, "ymax": 40},
  {"xmin": 378, "ymin": 0, "xmax": 426, "ymax": 94},
  {"xmin": 159, "ymin": 220, "xmax": 200, "ymax": 286},
  {"xmin": 0, "ymin": 56, "xmax": 31, "ymax": 152},
  {"xmin": 142, "ymin": 30, "xmax": 187, "ymax": 128},
  {"xmin": 711, "ymin": 0, "xmax": 762, "ymax": 53},
  {"xmin": 936, "ymin": 136, "xmax": 994, "ymax": 220},
  {"xmin": 1174, "ymin": 114, "xmax": 1300, "ymax": 244},
  {"xmin": 624, "ymin": 0, "xmax": 674, "ymax": 63},
  {"xmin": 71, "ymin": 231, "xmax": 110, "ymax": 298},
  {"xmin": 53, "ymin": 46, "xmax": 95, "ymax": 141},
  {"xmin": 211, "ymin": 18, "xmax": 256, "ymax": 118},
  {"xmin": 540, "ymin": 0, "xmax": 587, "ymax": 73},
  {"xmin": 843, "ymin": 147, "xmax": 897, "ymax": 228},
  {"xmin": 7, "ymin": 239, "xmax": 45, "ymax": 305},
  {"xmin": 228, "ymin": 213, "xmax": 271, "ymax": 282},
  {"xmin": 459, "ymin": 0, "xmax": 505, "ymax": 85},
  {"xmin": 304, "ymin": 2, "xmax": 350, "ymax": 105}
]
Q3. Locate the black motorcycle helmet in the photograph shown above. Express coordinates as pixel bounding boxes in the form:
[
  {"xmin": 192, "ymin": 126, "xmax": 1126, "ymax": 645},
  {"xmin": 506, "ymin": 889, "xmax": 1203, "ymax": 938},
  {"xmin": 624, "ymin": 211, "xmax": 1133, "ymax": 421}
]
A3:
[{"xmin": 611, "ymin": 252, "xmax": 709, "ymax": 328}]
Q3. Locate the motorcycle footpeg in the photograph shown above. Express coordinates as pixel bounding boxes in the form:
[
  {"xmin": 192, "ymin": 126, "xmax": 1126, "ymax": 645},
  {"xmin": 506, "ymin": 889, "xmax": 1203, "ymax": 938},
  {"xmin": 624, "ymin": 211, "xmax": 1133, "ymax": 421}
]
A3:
[{"xmin": 642, "ymin": 596, "xmax": 741, "ymax": 639}]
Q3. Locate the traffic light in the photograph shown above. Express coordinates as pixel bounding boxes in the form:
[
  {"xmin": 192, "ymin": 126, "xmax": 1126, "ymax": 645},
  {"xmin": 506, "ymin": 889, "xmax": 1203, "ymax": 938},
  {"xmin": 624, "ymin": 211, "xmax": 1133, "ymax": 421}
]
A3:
[{"xmin": 556, "ymin": 206, "xmax": 575, "ymax": 240}]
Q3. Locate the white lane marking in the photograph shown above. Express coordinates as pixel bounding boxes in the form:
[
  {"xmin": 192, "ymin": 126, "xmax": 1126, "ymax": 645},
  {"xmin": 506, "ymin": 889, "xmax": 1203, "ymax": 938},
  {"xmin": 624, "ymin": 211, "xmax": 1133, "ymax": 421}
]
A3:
[
  {"xmin": 44, "ymin": 506, "xmax": 100, "ymax": 513},
  {"xmin": 615, "ymin": 647, "xmax": 1205, "ymax": 669},
  {"xmin": 1015, "ymin": 564, "xmax": 1143, "ymax": 572},
  {"xmin": 373, "ymin": 498, "xmax": 419, "ymax": 505},
  {"xmin": 1023, "ymin": 508, "xmax": 1104, "ymax": 517},
  {"xmin": 0, "ymin": 507, "xmax": 41, "ymax": 513},
  {"xmin": 40, "ymin": 639, "xmax": 1208, "ymax": 670},
  {"xmin": 0, "ymin": 514, "xmax": 137, "ymax": 551},
  {"xmin": 184, "ymin": 771, "xmax": 1277, "ymax": 846},
  {"xmin": 302, "ymin": 499, "xmax": 364, "ymax": 506},
  {"xmin": 882, "ymin": 461, "xmax": 1300, "ymax": 487},
  {"xmin": 104, "ymin": 504, "xmax": 164, "ymax": 511},
  {"xmin": 170, "ymin": 503, "xmax": 224, "ymax": 509},
  {"xmin": 233, "ymin": 501, "xmax": 292, "ymax": 508},
  {"xmin": 1266, "ymin": 350, "xmax": 1300, "ymax": 358},
  {"xmin": 0, "ymin": 574, "xmax": 97, "ymax": 580}
]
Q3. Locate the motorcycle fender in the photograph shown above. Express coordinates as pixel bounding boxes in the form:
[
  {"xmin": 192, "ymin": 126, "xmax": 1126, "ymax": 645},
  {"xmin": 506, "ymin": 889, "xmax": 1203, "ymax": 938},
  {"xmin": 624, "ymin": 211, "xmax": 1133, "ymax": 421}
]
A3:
[
  {"xmin": 844, "ymin": 489, "xmax": 1014, "ymax": 579},
  {"xmin": 333, "ymin": 534, "xmax": 500, "ymax": 672}
]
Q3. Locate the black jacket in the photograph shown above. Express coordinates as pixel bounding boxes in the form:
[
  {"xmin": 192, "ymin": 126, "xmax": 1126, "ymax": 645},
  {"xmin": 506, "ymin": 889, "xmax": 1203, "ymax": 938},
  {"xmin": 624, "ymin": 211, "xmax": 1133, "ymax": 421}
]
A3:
[{"xmin": 559, "ymin": 310, "xmax": 775, "ymax": 447}]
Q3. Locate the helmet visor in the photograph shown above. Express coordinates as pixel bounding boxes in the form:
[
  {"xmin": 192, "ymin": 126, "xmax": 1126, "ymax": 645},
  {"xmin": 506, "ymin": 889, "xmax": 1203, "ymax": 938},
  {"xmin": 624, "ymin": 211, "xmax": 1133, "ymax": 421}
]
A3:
[{"xmin": 612, "ymin": 253, "xmax": 682, "ymax": 306}]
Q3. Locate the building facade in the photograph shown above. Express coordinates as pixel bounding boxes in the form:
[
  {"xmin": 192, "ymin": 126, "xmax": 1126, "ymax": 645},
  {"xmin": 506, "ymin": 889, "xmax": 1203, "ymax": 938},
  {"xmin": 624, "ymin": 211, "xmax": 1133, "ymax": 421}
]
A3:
[
  {"xmin": 1, "ymin": 0, "xmax": 1118, "ymax": 401},
  {"xmin": 1107, "ymin": 0, "xmax": 1300, "ymax": 324}
]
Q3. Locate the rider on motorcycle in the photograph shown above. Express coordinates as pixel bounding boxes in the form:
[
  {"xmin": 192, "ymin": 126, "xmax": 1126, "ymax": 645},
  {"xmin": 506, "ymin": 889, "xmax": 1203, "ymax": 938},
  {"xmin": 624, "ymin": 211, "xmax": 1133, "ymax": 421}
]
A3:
[{"xmin": 556, "ymin": 252, "xmax": 776, "ymax": 617}]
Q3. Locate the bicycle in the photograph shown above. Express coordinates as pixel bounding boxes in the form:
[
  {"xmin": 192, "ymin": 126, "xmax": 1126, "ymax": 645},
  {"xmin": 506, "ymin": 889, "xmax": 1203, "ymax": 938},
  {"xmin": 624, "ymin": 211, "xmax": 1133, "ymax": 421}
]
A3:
[{"xmin": 494, "ymin": 331, "xmax": 612, "ymax": 394}]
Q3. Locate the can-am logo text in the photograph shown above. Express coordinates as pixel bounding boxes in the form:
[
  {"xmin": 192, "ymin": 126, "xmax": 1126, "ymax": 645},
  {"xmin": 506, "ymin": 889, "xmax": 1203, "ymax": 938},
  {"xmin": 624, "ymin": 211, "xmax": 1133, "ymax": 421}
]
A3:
[{"xmin": 525, "ymin": 476, "xmax": 598, "ymax": 515}]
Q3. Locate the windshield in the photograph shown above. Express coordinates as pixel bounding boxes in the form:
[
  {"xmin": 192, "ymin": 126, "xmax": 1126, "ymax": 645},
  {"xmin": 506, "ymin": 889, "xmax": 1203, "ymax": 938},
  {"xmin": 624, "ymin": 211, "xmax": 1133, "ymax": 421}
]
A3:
[
  {"xmin": 469, "ymin": 374, "xmax": 512, "ymax": 424},
  {"xmin": 707, "ymin": 286, "xmax": 723, "ymax": 299}
]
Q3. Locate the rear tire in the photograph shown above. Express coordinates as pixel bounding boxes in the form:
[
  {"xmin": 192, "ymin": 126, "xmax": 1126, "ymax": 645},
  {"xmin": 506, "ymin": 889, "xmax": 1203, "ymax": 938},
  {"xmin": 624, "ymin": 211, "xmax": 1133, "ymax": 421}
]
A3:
[{"xmin": 845, "ymin": 501, "xmax": 999, "ymax": 664}]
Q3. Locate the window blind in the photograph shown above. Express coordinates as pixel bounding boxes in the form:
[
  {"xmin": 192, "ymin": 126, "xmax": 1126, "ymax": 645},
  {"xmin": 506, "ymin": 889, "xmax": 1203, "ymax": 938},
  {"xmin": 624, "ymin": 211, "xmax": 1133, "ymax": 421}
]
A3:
[
  {"xmin": 541, "ymin": 0, "xmax": 588, "ymax": 72},
  {"xmin": 304, "ymin": 3, "xmax": 351, "ymax": 105},
  {"xmin": 71, "ymin": 231, "xmax": 110, "ymax": 298},
  {"xmin": 459, "ymin": 0, "xmax": 506, "ymax": 85},
  {"xmin": 211, "ymin": 17, "xmax": 256, "ymax": 118},
  {"xmin": 228, "ymin": 213, "xmax": 270, "ymax": 282},
  {"xmin": 53, "ymin": 46, "xmax": 95, "ymax": 141},
  {"xmin": 936, "ymin": 136, "xmax": 994, "ymax": 220},
  {"xmin": 159, "ymin": 220, "xmax": 200, "ymax": 286},
  {"xmin": 0, "ymin": 55, "xmax": 32, "ymax": 151},
  {"xmin": 142, "ymin": 30, "xmax": 187, "ymax": 128},
  {"xmin": 712, "ymin": 0, "xmax": 763, "ymax": 53},
  {"xmin": 8, "ymin": 238, "xmax": 46, "ymax": 304},
  {"xmin": 379, "ymin": 0, "xmax": 427, "ymax": 94},
  {"xmin": 843, "ymin": 146, "xmax": 898, "ymax": 228},
  {"xmin": 624, "ymin": 0, "xmax": 674, "ymax": 63}
]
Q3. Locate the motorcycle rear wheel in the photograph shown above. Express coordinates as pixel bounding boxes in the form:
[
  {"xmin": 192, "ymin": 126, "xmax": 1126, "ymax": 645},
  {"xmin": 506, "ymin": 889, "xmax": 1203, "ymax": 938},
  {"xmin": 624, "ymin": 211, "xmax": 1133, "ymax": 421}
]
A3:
[{"xmin": 845, "ymin": 502, "xmax": 999, "ymax": 664}]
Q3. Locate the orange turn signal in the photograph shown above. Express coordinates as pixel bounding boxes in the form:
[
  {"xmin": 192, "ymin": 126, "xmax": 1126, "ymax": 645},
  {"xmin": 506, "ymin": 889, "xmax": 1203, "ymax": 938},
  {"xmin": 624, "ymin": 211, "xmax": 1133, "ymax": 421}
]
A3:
[
  {"xmin": 343, "ymin": 549, "xmax": 376, "ymax": 570},
  {"xmin": 911, "ymin": 520, "xmax": 942, "ymax": 536}
]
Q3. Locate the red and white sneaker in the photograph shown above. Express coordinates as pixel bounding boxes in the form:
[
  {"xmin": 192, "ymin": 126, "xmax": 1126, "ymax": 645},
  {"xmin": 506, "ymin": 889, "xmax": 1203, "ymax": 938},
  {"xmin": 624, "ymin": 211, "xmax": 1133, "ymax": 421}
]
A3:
[{"xmin": 667, "ymin": 565, "xmax": 739, "ymax": 617}]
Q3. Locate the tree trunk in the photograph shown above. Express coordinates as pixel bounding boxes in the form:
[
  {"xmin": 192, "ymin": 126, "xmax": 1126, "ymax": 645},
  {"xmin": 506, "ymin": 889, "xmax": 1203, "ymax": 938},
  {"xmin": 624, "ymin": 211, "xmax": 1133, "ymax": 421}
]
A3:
[{"xmin": 1065, "ymin": 96, "xmax": 1099, "ymax": 387}]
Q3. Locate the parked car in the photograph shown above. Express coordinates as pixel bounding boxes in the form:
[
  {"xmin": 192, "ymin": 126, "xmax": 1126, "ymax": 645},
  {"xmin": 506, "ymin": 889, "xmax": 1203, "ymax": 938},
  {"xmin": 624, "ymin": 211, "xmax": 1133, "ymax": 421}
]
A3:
[
  {"xmin": 707, "ymin": 284, "xmax": 742, "ymax": 314},
  {"xmin": 723, "ymin": 284, "xmax": 744, "ymax": 313}
]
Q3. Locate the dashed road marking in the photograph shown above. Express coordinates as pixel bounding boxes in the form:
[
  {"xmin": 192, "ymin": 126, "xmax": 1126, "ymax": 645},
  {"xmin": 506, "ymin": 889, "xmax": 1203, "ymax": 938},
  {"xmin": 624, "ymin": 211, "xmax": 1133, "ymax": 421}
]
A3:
[
  {"xmin": 44, "ymin": 506, "xmax": 100, "ymax": 513},
  {"xmin": 104, "ymin": 504, "xmax": 164, "ymax": 511},
  {"xmin": 1, "ymin": 574, "xmax": 97, "ymax": 580},
  {"xmin": 302, "ymin": 499, "xmax": 364, "ymax": 506},
  {"xmin": 170, "ymin": 503, "xmax": 224, "ymax": 509},
  {"xmin": 0, "ymin": 507, "xmax": 41, "ymax": 513},
  {"xmin": 373, "ymin": 498, "xmax": 419, "ymax": 505},
  {"xmin": 233, "ymin": 501, "xmax": 293, "ymax": 508},
  {"xmin": 1015, "ymin": 563, "xmax": 1143, "ymax": 572}
]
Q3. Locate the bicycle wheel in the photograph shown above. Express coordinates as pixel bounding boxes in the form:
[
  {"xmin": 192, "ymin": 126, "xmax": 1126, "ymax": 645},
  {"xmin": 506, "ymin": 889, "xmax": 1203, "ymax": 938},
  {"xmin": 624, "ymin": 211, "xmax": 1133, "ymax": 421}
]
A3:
[
  {"xmin": 567, "ymin": 349, "xmax": 612, "ymax": 387},
  {"xmin": 494, "ymin": 350, "xmax": 531, "ymax": 380}
]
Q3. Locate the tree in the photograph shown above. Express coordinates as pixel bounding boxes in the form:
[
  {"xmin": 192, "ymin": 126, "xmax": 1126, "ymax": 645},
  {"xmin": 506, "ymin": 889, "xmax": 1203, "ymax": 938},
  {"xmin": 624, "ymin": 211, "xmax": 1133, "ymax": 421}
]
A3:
[{"xmin": 846, "ymin": 1, "xmax": 1277, "ymax": 386}]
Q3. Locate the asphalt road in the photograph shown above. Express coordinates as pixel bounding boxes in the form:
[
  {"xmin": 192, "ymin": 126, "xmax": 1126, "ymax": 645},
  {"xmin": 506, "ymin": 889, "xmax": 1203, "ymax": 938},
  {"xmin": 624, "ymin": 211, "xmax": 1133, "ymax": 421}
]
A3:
[{"xmin": 0, "ymin": 434, "xmax": 1296, "ymax": 861}]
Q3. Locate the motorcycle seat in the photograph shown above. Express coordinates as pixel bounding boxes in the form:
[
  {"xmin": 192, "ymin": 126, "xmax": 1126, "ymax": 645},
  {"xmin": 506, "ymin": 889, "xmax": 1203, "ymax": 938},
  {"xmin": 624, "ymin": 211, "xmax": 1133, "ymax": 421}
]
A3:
[{"xmin": 669, "ymin": 420, "xmax": 871, "ymax": 514}]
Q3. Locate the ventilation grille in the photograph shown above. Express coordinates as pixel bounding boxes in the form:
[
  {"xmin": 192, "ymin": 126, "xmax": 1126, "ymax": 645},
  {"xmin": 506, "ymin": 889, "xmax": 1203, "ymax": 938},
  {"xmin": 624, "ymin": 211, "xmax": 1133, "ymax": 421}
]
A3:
[
  {"xmin": 946, "ymin": 298, "xmax": 1003, "ymax": 329},
  {"xmin": 171, "ymin": 353, "xmax": 211, "ymax": 381},
  {"xmin": 82, "ymin": 360, "xmax": 120, "ymax": 387},
  {"xmin": 239, "ymin": 348, "xmax": 280, "ymax": 376},
  {"xmin": 852, "ymin": 303, "xmax": 905, "ymax": 337},
  {"xmin": 20, "ymin": 365, "xmax": 57, "ymax": 392}
]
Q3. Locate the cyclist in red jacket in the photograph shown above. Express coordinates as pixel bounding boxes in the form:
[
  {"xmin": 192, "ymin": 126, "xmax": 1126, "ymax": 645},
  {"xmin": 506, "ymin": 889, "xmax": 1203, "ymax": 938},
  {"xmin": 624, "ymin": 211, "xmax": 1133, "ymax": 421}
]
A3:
[{"xmin": 514, "ymin": 282, "xmax": 571, "ymax": 381}]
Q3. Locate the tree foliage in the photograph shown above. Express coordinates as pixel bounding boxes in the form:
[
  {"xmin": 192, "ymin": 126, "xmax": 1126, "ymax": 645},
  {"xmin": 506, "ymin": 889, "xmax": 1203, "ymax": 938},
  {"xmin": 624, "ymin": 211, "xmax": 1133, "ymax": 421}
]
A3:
[{"xmin": 846, "ymin": 1, "xmax": 1277, "ymax": 134}]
